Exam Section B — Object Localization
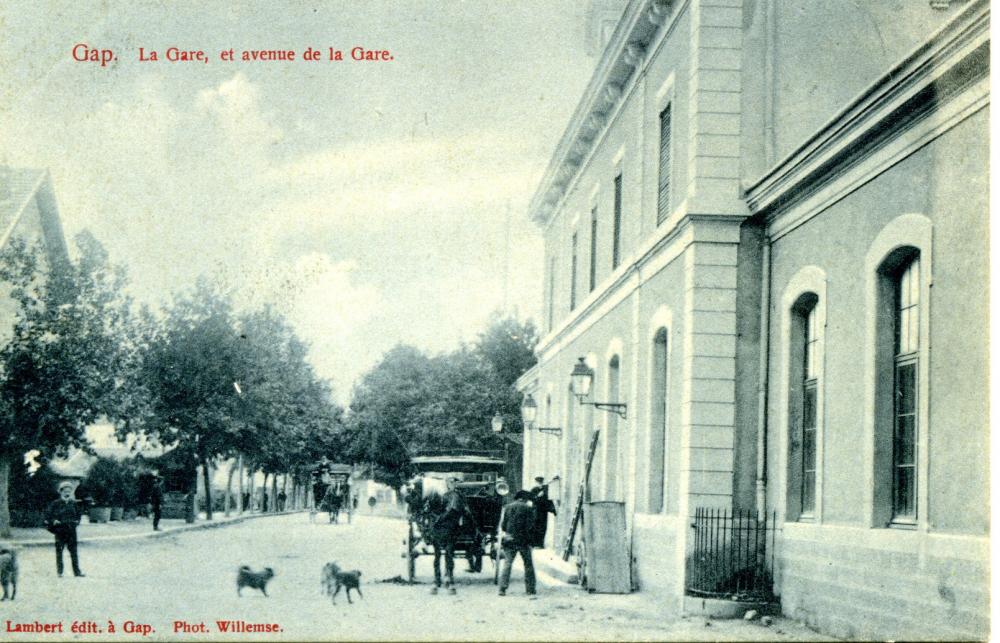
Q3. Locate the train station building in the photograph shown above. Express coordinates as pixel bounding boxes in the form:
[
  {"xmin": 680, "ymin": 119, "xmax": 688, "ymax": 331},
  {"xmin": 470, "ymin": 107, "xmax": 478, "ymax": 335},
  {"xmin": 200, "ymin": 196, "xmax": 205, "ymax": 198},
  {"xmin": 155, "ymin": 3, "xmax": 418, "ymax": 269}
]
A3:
[{"xmin": 516, "ymin": 1, "xmax": 989, "ymax": 639}]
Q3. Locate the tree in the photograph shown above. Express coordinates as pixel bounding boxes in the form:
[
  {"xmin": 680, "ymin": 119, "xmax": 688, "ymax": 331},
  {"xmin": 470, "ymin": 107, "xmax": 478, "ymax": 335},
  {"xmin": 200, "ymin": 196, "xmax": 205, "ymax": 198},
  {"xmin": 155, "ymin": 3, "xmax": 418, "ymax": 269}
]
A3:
[
  {"xmin": 137, "ymin": 279, "xmax": 245, "ymax": 521},
  {"xmin": 0, "ymin": 232, "xmax": 140, "ymax": 537},
  {"xmin": 344, "ymin": 313, "xmax": 538, "ymax": 488},
  {"xmin": 474, "ymin": 312, "xmax": 538, "ymax": 436}
]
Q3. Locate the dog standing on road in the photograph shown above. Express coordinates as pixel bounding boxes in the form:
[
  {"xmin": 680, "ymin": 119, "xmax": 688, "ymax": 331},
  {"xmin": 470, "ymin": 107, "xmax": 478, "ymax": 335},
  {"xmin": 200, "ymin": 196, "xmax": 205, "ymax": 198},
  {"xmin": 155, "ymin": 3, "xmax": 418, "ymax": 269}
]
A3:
[
  {"xmin": 321, "ymin": 562, "xmax": 362, "ymax": 604},
  {"xmin": 0, "ymin": 548, "xmax": 18, "ymax": 601},
  {"xmin": 237, "ymin": 565, "xmax": 274, "ymax": 597}
]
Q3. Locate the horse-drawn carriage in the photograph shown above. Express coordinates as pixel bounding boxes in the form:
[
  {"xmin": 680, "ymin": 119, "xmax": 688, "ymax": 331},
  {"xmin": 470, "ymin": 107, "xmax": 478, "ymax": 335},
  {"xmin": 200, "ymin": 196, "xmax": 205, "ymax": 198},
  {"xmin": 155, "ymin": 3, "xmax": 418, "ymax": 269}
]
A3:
[
  {"xmin": 402, "ymin": 451, "xmax": 509, "ymax": 583},
  {"xmin": 313, "ymin": 461, "xmax": 353, "ymax": 523}
]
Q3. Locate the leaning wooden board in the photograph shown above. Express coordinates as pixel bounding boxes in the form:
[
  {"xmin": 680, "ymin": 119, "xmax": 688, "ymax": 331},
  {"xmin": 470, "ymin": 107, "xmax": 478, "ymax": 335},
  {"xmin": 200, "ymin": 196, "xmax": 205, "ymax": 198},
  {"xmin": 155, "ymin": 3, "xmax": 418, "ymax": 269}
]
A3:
[{"xmin": 583, "ymin": 501, "xmax": 630, "ymax": 593}]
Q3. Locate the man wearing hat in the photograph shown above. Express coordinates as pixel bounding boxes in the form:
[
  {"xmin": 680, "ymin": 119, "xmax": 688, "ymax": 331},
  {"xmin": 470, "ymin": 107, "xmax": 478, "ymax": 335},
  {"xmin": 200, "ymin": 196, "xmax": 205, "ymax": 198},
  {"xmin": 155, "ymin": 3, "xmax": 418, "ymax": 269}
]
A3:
[
  {"xmin": 529, "ymin": 476, "xmax": 558, "ymax": 548},
  {"xmin": 498, "ymin": 490, "xmax": 538, "ymax": 596},
  {"xmin": 44, "ymin": 482, "xmax": 84, "ymax": 577},
  {"xmin": 430, "ymin": 476, "xmax": 471, "ymax": 595}
]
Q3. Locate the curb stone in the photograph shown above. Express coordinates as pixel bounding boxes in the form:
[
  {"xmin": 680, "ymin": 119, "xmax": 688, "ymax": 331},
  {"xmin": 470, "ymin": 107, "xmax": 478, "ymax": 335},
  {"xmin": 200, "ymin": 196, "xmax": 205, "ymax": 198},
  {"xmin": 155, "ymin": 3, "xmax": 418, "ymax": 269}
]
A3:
[{"xmin": 9, "ymin": 510, "xmax": 309, "ymax": 548}]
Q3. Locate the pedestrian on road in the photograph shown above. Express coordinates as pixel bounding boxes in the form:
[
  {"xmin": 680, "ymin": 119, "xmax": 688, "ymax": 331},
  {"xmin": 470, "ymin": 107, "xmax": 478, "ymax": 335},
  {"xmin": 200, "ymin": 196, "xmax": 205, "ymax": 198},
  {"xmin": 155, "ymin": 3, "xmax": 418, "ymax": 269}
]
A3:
[
  {"xmin": 277, "ymin": 490, "xmax": 287, "ymax": 512},
  {"xmin": 44, "ymin": 482, "xmax": 85, "ymax": 578},
  {"xmin": 498, "ymin": 490, "xmax": 537, "ymax": 597},
  {"xmin": 529, "ymin": 476, "xmax": 558, "ymax": 548},
  {"xmin": 430, "ymin": 476, "xmax": 471, "ymax": 595},
  {"xmin": 150, "ymin": 475, "xmax": 164, "ymax": 531}
]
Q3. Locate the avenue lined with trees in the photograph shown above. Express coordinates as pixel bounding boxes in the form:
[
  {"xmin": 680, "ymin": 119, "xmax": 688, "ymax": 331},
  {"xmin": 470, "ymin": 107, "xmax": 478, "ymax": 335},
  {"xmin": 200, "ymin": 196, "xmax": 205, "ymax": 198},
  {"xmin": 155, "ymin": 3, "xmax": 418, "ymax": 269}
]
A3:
[{"xmin": 0, "ymin": 231, "xmax": 537, "ymax": 536}]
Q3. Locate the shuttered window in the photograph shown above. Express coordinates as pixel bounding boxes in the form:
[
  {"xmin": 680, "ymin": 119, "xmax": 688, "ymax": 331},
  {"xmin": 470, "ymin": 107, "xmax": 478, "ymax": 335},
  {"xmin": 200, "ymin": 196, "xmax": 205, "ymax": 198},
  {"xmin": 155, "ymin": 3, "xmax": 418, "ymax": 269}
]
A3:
[
  {"xmin": 589, "ymin": 207, "xmax": 598, "ymax": 292},
  {"xmin": 612, "ymin": 174, "xmax": 622, "ymax": 269},
  {"xmin": 657, "ymin": 104, "xmax": 672, "ymax": 225},
  {"xmin": 570, "ymin": 232, "xmax": 578, "ymax": 311},
  {"xmin": 547, "ymin": 255, "xmax": 556, "ymax": 331}
]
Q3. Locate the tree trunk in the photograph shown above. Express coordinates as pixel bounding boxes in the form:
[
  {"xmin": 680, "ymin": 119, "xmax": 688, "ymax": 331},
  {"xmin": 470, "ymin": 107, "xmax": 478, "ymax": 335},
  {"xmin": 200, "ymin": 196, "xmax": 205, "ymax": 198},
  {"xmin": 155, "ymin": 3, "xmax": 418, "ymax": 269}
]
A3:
[
  {"xmin": 0, "ymin": 454, "xmax": 12, "ymax": 538},
  {"xmin": 248, "ymin": 466, "xmax": 256, "ymax": 512},
  {"xmin": 271, "ymin": 476, "xmax": 278, "ymax": 513},
  {"xmin": 225, "ymin": 461, "xmax": 237, "ymax": 517},
  {"xmin": 201, "ymin": 457, "xmax": 213, "ymax": 520},
  {"xmin": 185, "ymin": 466, "xmax": 197, "ymax": 524},
  {"xmin": 237, "ymin": 455, "xmax": 244, "ymax": 514}
]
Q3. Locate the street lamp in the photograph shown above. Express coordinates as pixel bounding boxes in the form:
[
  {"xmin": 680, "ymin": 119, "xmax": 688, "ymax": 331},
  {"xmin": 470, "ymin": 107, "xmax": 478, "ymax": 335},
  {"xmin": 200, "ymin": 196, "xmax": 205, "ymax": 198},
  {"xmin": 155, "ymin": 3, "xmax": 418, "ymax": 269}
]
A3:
[
  {"xmin": 520, "ymin": 394, "xmax": 562, "ymax": 436},
  {"xmin": 491, "ymin": 412, "xmax": 504, "ymax": 434},
  {"xmin": 569, "ymin": 357, "xmax": 628, "ymax": 420}
]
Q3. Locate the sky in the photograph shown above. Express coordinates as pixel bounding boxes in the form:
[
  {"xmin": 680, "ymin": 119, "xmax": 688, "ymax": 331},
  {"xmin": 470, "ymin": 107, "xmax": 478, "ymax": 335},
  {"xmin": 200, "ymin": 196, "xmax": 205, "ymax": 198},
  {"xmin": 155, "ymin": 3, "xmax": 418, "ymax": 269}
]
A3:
[{"xmin": 0, "ymin": 1, "xmax": 599, "ymax": 401}]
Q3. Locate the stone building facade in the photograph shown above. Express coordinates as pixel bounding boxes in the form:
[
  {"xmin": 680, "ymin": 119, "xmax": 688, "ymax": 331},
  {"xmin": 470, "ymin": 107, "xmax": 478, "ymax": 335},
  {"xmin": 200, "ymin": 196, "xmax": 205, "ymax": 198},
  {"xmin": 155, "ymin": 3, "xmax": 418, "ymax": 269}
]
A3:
[{"xmin": 517, "ymin": 1, "xmax": 989, "ymax": 639}]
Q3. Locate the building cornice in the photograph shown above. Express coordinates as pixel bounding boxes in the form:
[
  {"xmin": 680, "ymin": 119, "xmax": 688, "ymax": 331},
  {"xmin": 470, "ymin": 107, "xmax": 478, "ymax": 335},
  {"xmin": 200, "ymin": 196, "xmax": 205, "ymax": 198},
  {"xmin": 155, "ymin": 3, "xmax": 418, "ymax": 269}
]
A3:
[
  {"xmin": 743, "ymin": 0, "xmax": 990, "ymax": 217},
  {"xmin": 529, "ymin": 0, "xmax": 675, "ymax": 226}
]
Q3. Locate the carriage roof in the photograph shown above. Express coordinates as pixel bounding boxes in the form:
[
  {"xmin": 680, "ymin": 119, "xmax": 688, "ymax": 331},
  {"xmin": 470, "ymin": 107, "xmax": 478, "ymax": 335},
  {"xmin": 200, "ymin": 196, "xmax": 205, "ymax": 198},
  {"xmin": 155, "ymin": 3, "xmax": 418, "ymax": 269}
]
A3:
[{"xmin": 410, "ymin": 454, "xmax": 505, "ymax": 473}]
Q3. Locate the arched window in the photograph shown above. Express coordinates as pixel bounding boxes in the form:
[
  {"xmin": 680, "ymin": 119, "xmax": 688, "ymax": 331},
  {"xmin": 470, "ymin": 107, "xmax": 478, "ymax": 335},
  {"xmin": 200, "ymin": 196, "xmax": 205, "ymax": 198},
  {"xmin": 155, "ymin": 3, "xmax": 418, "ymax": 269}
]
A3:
[
  {"xmin": 649, "ymin": 328, "xmax": 668, "ymax": 513},
  {"xmin": 779, "ymin": 266, "xmax": 826, "ymax": 523},
  {"xmin": 605, "ymin": 355, "xmax": 621, "ymax": 499},
  {"xmin": 871, "ymin": 247, "xmax": 922, "ymax": 526},
  {"xmin": 786, "ymin": 293, "xmax": 819, "ymax": 519}
]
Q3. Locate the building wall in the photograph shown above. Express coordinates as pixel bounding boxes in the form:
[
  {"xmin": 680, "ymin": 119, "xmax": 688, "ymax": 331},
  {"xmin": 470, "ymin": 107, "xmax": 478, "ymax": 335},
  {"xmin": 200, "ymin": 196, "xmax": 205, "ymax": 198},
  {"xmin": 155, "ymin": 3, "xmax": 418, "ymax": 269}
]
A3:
[
  {"xmin": 523, "ymin": 2, "xmax": 988, "ymax": 637},
  {"xmin": 764, "ymin": 100, "xmax": 989, "ymax": 640},
  {"xmin": 740, "ymin": 1, "xmax": 960, "ymax": 180}
]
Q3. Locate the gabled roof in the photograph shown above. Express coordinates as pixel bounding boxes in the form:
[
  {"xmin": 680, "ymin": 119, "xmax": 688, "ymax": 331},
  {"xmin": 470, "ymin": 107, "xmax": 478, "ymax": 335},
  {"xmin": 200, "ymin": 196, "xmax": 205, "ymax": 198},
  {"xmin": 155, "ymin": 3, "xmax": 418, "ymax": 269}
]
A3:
[{"xmin": 0, "ymin": 167, "xmax": 70, "ymax": 265}]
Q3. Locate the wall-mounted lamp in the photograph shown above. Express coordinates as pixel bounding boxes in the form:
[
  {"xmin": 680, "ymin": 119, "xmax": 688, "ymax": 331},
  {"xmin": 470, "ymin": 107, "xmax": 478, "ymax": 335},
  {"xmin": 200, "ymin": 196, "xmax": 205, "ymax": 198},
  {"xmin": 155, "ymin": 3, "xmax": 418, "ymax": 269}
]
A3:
[
  {"xmin": 520, "ymin": 394, "xmax": 562, "ymax": 436},
  {"xmin": 570, "ymin": 357, "xmax": 628, "ymax": 419}
]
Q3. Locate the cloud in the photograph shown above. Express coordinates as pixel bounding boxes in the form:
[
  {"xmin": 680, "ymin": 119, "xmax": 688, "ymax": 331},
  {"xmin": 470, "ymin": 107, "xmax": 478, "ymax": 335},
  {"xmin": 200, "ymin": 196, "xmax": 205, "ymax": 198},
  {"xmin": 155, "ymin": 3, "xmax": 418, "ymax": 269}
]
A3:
[
  {"xmin": 235, "ymin": 253, "xmax": 380, "ymax": 390},
  {"xmin": 196, "ymin": 72, "xmax": 283, "ymax": 149}
]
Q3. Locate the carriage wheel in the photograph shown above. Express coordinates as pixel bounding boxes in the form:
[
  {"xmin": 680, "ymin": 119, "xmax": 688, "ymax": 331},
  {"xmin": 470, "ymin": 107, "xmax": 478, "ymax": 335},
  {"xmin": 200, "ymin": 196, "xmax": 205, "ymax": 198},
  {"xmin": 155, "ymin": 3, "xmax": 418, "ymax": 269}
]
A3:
[{"xmin": 406, "ymin": 521, "xmax": 417, "ymax": 583}]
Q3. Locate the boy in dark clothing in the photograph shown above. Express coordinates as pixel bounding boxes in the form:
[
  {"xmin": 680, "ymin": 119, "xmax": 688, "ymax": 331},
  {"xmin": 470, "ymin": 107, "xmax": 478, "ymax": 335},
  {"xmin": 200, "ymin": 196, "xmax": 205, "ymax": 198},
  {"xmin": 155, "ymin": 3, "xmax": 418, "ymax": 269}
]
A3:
[
  {"xmin": 498, "ymin": 490, "xmax": 537, "ymax": 596},
  {"xmin": 44, "ymin": 482, "xmax": 84, "ymax": 578}
]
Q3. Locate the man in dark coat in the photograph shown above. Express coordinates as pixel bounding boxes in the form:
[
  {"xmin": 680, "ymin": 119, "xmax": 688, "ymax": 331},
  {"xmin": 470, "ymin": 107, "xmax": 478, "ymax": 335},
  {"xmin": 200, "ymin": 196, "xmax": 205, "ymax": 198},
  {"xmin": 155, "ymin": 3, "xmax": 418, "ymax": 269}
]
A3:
[
  {"xmin": 430, "ymin": 477, "xmax": 471, "ymax": 595},
  {"xmin": 44, "ymin": 482, "xmax": 84, "ymax": 578},
  {"xmin": 498, "ymin": 490, "xmax": 537, "ymax": 596},
  {"xmin": 529, "ymin": 476, "xmax": 558, "ymax": 548},
  {"xmin": 150, "ymin": 475, "xmax": 164, "ymax": 531}
]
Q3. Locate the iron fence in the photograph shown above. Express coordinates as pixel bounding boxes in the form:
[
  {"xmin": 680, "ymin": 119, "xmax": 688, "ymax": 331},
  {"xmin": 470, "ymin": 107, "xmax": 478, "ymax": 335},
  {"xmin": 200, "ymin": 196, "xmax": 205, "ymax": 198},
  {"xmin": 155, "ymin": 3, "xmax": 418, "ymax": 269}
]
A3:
[{"xmin": 686, "ymin": 508, "xmax": 777, "ymax": 601}]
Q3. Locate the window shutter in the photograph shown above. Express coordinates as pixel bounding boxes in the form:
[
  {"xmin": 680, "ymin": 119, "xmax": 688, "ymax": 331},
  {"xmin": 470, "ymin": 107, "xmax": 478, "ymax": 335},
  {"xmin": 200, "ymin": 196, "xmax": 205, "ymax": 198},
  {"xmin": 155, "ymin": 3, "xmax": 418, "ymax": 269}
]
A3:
[{"xmin": 657, "ymin": 104, "xmax": 672, "ymax": 226}]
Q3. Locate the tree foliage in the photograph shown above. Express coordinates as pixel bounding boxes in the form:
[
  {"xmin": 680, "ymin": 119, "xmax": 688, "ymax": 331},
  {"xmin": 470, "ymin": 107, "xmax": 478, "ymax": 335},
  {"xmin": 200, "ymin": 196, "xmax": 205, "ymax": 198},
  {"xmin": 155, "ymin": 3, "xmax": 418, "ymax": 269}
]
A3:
[
  {"xmin": 345, "ymin": 313, "xmax": 538, "ymax": 488},
  {"xmin": 0, "ymin": 232, "xmax": 143, "ymax": 535}
]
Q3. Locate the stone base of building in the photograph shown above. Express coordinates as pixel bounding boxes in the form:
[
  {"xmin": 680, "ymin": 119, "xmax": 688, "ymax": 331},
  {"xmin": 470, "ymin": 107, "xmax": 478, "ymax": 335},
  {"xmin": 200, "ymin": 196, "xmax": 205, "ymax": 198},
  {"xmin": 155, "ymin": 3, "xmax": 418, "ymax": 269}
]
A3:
[
  {"xmin": 778, "ymin": 523, "xmax": 989, "ymax": 640},
  {"xmin": 631, "ymin": 513, "xmax": 685, "ymax": 613}
]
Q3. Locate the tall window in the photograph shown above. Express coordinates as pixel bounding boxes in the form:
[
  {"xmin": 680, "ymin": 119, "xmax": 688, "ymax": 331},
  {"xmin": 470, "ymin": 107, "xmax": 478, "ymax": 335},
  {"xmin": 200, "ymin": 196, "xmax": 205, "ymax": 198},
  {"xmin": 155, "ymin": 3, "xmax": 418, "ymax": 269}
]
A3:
[
  {"xmin": 589, "ymin": 207, "xmax": 598, "ymax": 292},
  {"xmin": 657, "ymin": 104, "xmax": 672, "ymax": 225},
  {"xmin": 649, "ymin": 328, "xmax": 668, "ymax": 513},
  {"xmin": 547, "ymin": 256, "xmax": 556, "ymax": 332},
  {"xmin": 893, "ymin": 257, "xmax": 920, "ymax": 521},
  {"xmin": 612, "ymin": 173, "xmax": 622, "ymax": 269},
  {"xmin": 801, "ymin": 306, "xmax": 819, "ymax": 516},
  {"xmin": 570, "ymin": 232, "xmax": 578, "ymax": 311},
  {"xmin": 786, "ymin": 291, "xmax": 819, "ymax": 522},
  {"xmin": 606, "ymin": 355, "xmax": 621, "ymax": 499}
]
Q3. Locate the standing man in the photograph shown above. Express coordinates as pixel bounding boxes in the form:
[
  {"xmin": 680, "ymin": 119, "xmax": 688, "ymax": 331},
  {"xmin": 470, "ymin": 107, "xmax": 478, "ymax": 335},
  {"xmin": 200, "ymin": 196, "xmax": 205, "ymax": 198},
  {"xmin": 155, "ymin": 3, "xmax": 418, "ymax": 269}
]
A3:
[
  {"xmin": 498, "ymin": 490, "xmax": 537, "ymax": 597},
  {"xmin": 44, "ymin": 482, "xmax": 84, "ymax": 578},
  {"xmin": 530, "ymin": 476, "xmax": 558, "ymax": 548},
  {"xmin": 150, "ymin": 475, "xmax": 164, "ymax": 531},
  {"xmin": 430, "ymin": 476, "xmax": 470, "ymax": 595}
]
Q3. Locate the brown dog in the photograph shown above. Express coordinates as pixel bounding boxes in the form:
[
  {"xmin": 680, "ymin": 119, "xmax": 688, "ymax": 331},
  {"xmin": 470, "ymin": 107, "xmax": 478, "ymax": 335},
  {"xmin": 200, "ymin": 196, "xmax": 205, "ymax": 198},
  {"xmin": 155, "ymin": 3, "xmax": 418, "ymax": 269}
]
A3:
[
  {"xmin": 321, "ymin": 562, "xmax": 362, "ymax": 604},
  {"xmin": 237, "ymin": 565, "xmax": 274, "ymax": 597},
  {"xmin": 0, "ymin": 549, "xmax": 16, "ymax": 601}
]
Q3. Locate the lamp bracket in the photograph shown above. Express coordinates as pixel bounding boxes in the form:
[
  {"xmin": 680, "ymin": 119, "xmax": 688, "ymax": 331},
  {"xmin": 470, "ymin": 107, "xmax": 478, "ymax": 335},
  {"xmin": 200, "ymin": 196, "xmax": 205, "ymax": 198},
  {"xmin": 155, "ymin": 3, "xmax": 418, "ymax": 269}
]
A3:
[{"xmin": 583, "ymin": 401, "xmax": 628, "ymax": 420}]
